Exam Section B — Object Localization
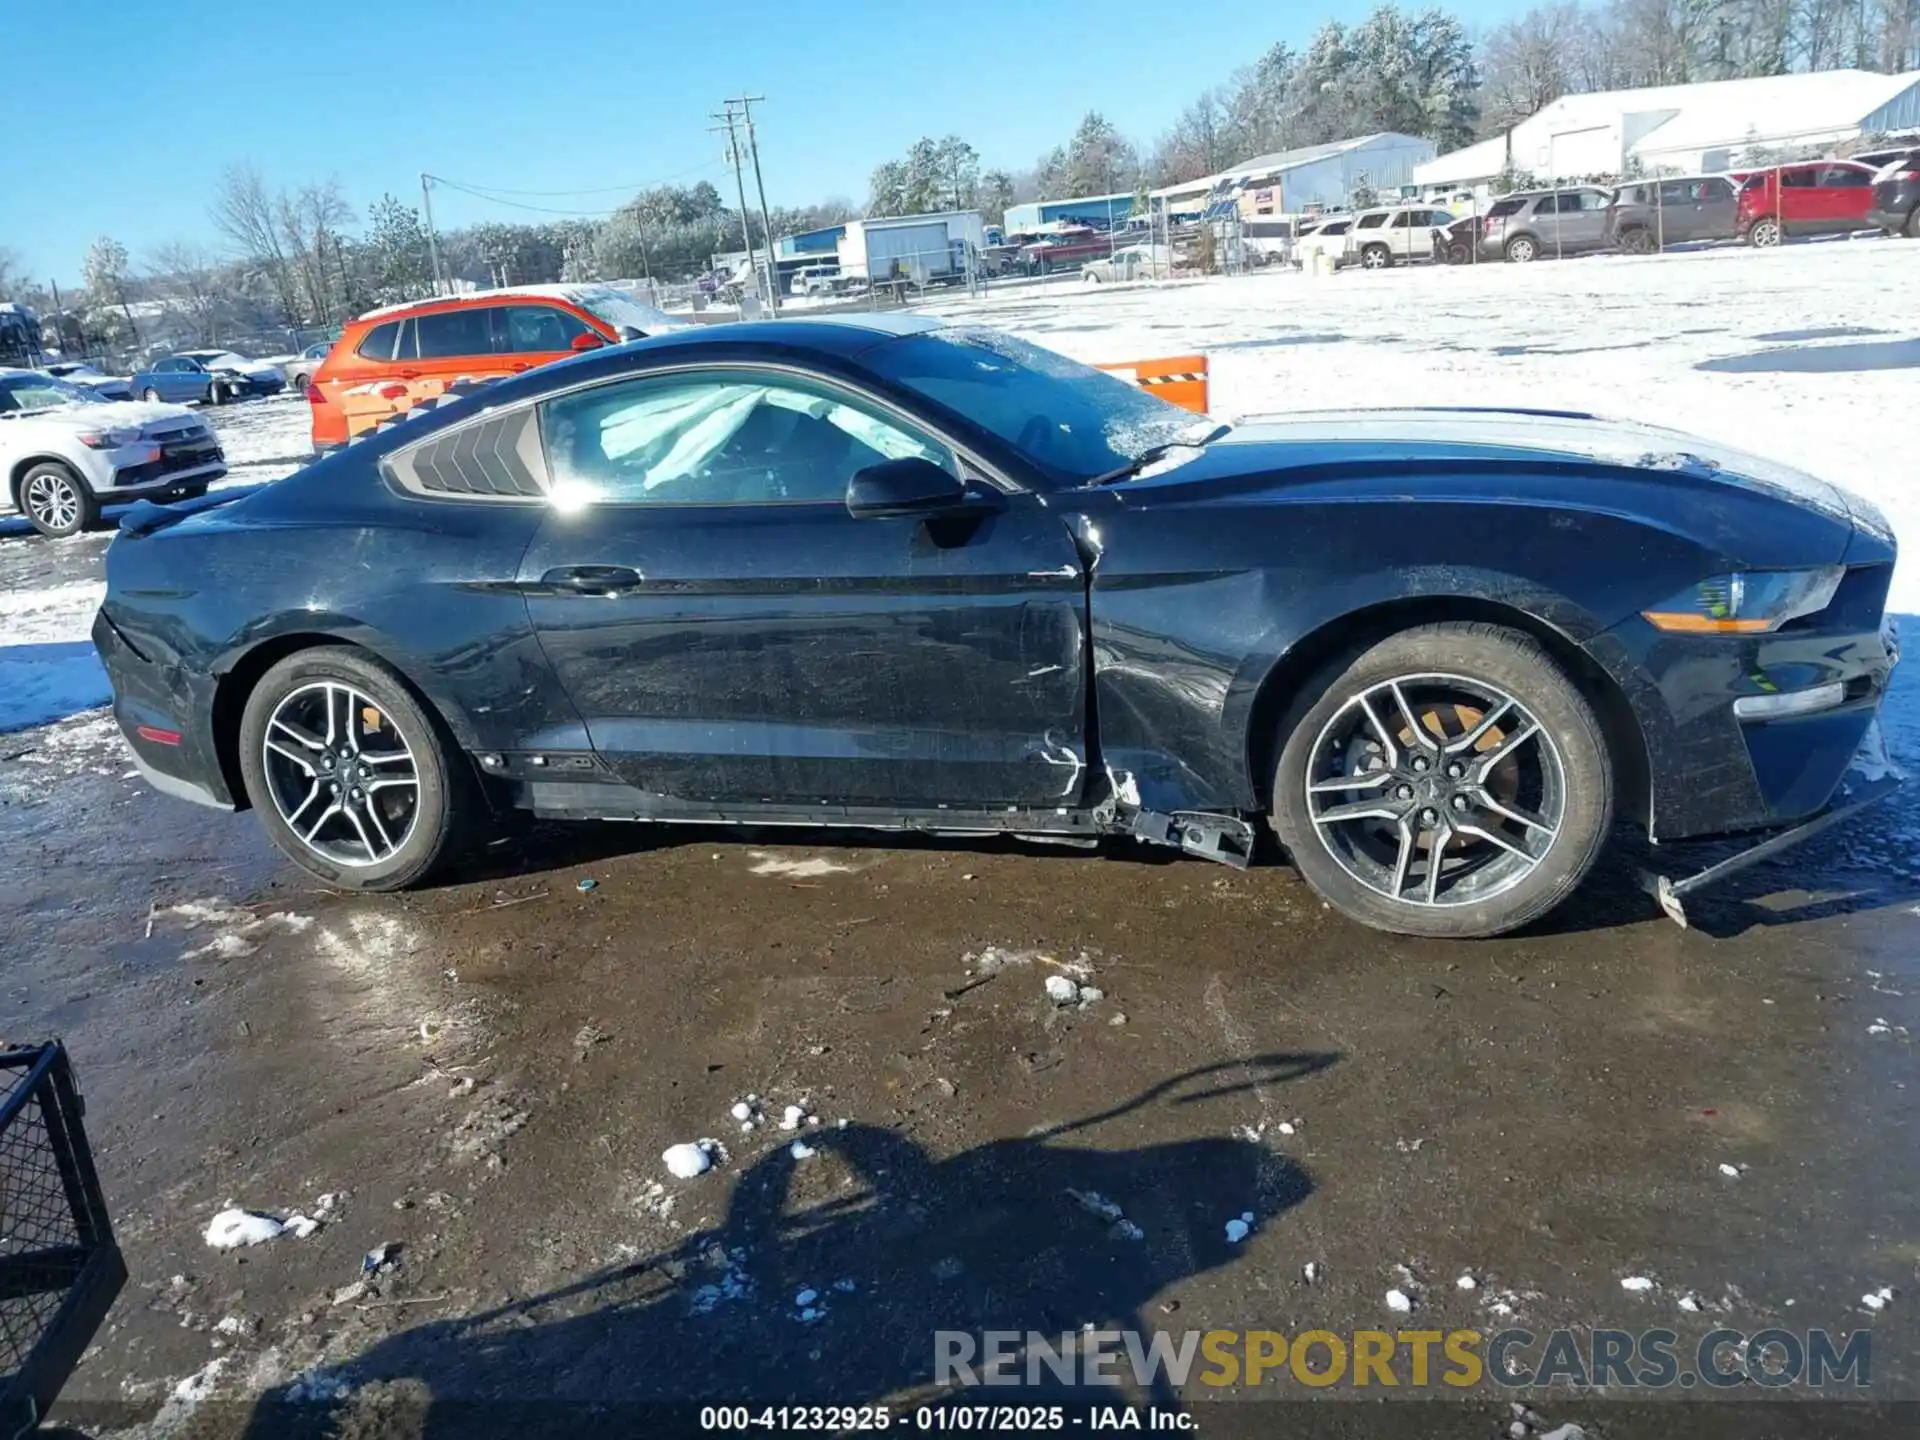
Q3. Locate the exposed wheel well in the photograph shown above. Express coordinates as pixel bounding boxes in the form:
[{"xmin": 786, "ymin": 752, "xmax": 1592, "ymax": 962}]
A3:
[{"xmin": 1242, "ymin": 597, "xmax": 1650, "ymax": 826}]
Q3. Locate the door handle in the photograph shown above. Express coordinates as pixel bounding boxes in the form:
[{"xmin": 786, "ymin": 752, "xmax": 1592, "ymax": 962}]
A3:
[
  {"xmin": 509, "ymin": 362, "xmax": 531, "ymax": 372},
  {"xmin": 541, "ymin": 565, "xmax": 642, "ymax": 596},
  {"xmin": 398, "ymin": 368, "xmax": 421, "ymax": 379}
]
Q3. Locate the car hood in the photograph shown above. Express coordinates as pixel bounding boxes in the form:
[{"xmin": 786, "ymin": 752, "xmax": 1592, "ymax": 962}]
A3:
[
  {"xmin": 5, "ymin": 398, "xmax": 203, "ymax": 432},
  {"xmin": 1205, "ymin": 407, "xmax": 1890, "ymax": 539}
]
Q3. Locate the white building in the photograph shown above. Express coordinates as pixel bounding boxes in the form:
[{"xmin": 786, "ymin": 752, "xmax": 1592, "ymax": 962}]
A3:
[
  {"xmin": 1416, "ymin": 68, "xmax": 1920, "ymax": 199},
  {"xmin": 1152, "ymin": 133, "xmax": 1436, "ymax": 217}
]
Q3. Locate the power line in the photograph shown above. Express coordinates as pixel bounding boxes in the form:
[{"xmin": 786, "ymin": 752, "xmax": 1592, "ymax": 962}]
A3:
[
  {"xmin": 428, "ymin": 159, "xmax": 724, "ymax": 199},
  {"xmin": 425, "ymin": 165, "xmax": 728, "ymax": 218}
]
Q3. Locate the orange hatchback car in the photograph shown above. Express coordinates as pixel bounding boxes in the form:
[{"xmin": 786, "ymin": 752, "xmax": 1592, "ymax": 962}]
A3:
[{"xmin": 308, "ymin": 284, "xmax": 684, "ymax": 452}]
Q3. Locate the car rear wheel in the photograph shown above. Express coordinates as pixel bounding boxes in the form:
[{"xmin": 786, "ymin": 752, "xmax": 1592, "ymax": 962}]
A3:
[
  {"xmin": 1747, "ymin": 218, "xmax": 1782, "ymax": 247},
  {"xmin": 1504, "ymin": 236, "xmax": 1538, "ymax": 263},
  {"xmin": 18, "ymin": 461, "xmax": 98, "ymax": 539},
  {"xmin": 1269, "ymin": 622, "xmax": 1613, "ymax": 938},
  {"xmin": 1619, "ymin": 228, "xmax": 1656, "ymax": 254},
  {"xmin": 1361, "ymin": 243, "xmax": 1392, "ymax": 269},
  {"xmin": 238, "ymin": 647, "xmax": 477, "ymax": 892}
]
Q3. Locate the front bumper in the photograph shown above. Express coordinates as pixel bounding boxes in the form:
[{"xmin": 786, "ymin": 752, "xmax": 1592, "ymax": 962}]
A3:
[{"xmin": 1643, "ymin": 720, "xmax": 1903, "ymax": 927}]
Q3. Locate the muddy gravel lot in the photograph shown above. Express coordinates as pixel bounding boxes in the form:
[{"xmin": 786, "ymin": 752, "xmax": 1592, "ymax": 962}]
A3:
[{"xmin": 5, "ymin": 700, "xmax": 1918, "ymax": 1437}]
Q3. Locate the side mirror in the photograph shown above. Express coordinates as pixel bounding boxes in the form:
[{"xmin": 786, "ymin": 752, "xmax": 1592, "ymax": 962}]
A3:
[
  {"xmin": 617, "ymin": 324, "xmax": 645, "ymax": 343},
  {"xmin": 845, "ymin": 457, "xmax": 974, "ymax": 519},
  {"xmin": 570, "ymin": 332, "xmax": 605, "ymax": 352}
]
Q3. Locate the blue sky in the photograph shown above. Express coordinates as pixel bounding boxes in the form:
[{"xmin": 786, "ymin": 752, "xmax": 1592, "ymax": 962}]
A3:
[{"xmin": 1, "ymin": 0, "xmax": 1521, "ymax": 286}]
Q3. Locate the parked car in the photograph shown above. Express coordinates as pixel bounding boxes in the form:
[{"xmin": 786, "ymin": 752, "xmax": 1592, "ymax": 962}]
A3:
[
  {"xmin": 1735, "ymin": 161, "xmax": 1877, "ymax": 245},
  {"xmin": 281, "ymin": 340, "xmax": 335, "ymax": 389},
  {"xmin": 308, "ymin": 284, "xmax": 686, "ymax": 454},
  {"xmin": 1019, "ymin": 229, "xmax": 1114, "ymax": 275},
  {"xmin": 130, "ymin": 351, "xmax": 283, "ymax": 406},
  {"xmin": 1605, "ymin": 174, "xmax": 1741, "ymax": 251},
  {"xmin": 1293, "ymin": 217, "xmax": 1355, "ymax": 270},
  {"xmin": 788, "ymin": 265, "xmax": 841, "ymax": 297},
  {"xmin": 1475, "ymin": 188, "xmax": 1615, "ymax": 262},
  {"xmin": 44, "ymin": 361, "xmax": 134, "ymax": 401},
  {"xmin": 1346, "ymin": 205, "xmax": 1451, "ymax": 268},
  {"xmin": 1867, "ymin": 150, "xmax": 1920, "ymax": 237},
  {"xmin": 95, "ymin": 317, "xmax": 1900, "ymax": 939},
  {"xmin": 0, "ymin": 368, "xmax": 225, "ymax": 537},
  {"xmin": 1081, "ymin": 245, "xmax": 1167, "ymax": 283}
]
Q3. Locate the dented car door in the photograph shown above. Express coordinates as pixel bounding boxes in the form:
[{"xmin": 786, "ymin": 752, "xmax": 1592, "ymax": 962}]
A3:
[{"xmin": 517, "ymin": 365, "xmax": 1091, "ymax": 808}]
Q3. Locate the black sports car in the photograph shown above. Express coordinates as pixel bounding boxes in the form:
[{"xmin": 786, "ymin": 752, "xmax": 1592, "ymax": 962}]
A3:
[{"xmin": 93, "ymin": 316, "xmax": 1902, "ymax": 937}]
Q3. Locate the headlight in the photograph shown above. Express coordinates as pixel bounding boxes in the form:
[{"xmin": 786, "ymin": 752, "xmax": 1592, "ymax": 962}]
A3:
[
  {"xmin": 1642, "ymin": 567, "xmax": 1844, "ymax": 634},
  {"xmin": 77, "ymin": 427, "xmax": 145, "ymax": 449}
]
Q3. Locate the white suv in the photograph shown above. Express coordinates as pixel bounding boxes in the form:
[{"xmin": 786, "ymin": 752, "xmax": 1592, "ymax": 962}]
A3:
[{"xmin": 0, "ymin": 368, "xmax": 226, "ymax": 537}]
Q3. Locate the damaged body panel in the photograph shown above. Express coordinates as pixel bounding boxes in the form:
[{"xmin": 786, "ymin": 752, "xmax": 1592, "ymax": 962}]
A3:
[{"xmin": 96, "ymin": 320, "xmax": 1900, "ymax": 936}]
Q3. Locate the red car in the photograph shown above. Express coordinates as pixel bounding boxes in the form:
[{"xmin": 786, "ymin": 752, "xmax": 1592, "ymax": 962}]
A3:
[{"xmin": 1735, "ymin": 161, "xmax": 1877, "ymax": 246}]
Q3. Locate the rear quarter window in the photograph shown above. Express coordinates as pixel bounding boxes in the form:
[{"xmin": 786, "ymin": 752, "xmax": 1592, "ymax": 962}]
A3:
[
  {"xmin": 356, "ymin": 322, "xmax": 401, "ymax": 362},
  {"xmin": 1486, "ymin": 198, "xmax": 1525, "ymax": 218}
]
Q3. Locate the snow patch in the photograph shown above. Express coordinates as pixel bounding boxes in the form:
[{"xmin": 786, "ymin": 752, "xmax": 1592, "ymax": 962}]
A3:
[
  {"xmin": 1620, "ymin": 1275, "xmax": 1655, "ymax": 1293},
  {"xmin": 664, "ymin": 1140, "xmax": 721, "ymax": 1178},
  {"xmin": 204, "ymin": 1209, "xmax": 285, "ymax": 1249},
  {"xmin": 749, "ymin": 851, "xmax": 853, "ymax": 877}
]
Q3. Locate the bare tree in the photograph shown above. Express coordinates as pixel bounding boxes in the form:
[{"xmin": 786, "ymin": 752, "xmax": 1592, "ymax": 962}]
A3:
[
  {"xmin": 0, "ymin": 245, "xmax": 24, "ymax": 297},
  {"xmin": 1481, "ymin": 3, "xmax": 1580, "ymax": 129},
  {"xmin": 276, "ymin": 180, "xmax": 355, "ymax": 326},
  {"xmin": 149, "ymin": 242, "xmax": 225, "ymax": 345},
  {"xmin": 211, "ymin": 164, "xmax": 303, "ymax": 326}
]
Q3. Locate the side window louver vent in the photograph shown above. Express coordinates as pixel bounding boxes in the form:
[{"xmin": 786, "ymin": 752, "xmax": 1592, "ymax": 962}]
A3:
[{"xmin": 383, "ymin": 409, "xmax": 546, "ymax": 500}]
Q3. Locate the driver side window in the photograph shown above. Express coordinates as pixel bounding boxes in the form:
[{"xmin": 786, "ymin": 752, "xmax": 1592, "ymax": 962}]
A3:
[{"xmin": 538, "ymin": 369, "xmax": 957, "ymax": 508}]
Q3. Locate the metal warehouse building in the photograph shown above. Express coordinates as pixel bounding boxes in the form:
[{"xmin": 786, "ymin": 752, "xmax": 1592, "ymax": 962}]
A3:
[
  {"xmin": 1417, "ymin": 67, "xmax": 1920, "ymax": 196},
  {"xmin": 1001, "ymin": 192, "xmax": 1135, "ymax": 232},
  {"xmin": 1151, "ymin": 133, "xmax": 1437, "ymax": 217}
]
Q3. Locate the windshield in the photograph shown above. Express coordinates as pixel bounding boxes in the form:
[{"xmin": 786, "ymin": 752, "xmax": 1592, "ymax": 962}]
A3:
[
  {"xmin": 0, "ymin": 372, "xmax": 99, "ymax": 412},
  {"xmin": 569, "ymin": 287, "xmax": 681, "ymax": 337},
  {"xmin": 864, "ymin": 328, "xmax": 1201, "ymax": 486}
]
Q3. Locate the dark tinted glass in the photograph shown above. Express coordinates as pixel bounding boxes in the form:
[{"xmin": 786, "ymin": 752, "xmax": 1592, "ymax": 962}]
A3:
[
  {"xmin": 357, "ymin": 322, "xmax": 401, "ymax": 362},
  {"xmin": 1486, "ymin": 198, "xmax": 1525, "ymax": 218},
  {"xmin": 414, "ymin": 309, "xmax": 495, "ymax": 360}
]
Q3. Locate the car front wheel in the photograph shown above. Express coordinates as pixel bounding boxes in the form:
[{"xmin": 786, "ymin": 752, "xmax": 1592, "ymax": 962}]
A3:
[
  {"xmin": 1619, "ymin": 228, "xmax": 1656, "ymax": 254},
  {"xmin": 1747, "ymin": 218, "xmax": 1782, "ymax": 247},
  {"xmin": 1269, "ymin": 622, "xmax": 1613, "ymax": 938},
  {"xmin": 1361, "ymin": 243, "xmax": 1391, "ymax": 269},
  {"xmin": 238, "ymin": 647, "xmax": 477, "ymax": 891},
  {"xmin": 17, "ymin": 461, "xmax": 99, "ymax": 538}
]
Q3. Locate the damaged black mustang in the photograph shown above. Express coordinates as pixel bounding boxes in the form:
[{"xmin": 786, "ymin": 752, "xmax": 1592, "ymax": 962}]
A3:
[{"xmin": 94, "ymin": 316, "xmax": 1901, "ymax": 936}]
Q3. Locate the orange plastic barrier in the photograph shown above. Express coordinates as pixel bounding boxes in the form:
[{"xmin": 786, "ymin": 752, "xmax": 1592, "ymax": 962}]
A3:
[{"xmin": 1094, "ymin": 353, "xmax": 1210, "ymax": 415}]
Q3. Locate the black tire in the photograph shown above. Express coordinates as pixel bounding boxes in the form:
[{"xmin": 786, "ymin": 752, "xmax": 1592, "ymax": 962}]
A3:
[
  {"xmin": 1360, "ymin": 243, "xmax": 1392, "ymax": 269},
  {"xmin": 1905, "ymin": 208, "xmax": 1920, "ymax": 239},
  {"xmin": 17, "ymin": 460, "xmax": 99, "ymax": 539},
  {"xmin": 1746, "ymin": 218, "xmax": 1782, "ymax": 248},
  {"xmin": 208, "ymin": 382, "xmax": 227, "ymax": 406},
  {"xmin": 142, "ymin": 386, "xmax": 161, "ymax": 402},
  {"xmin": 1269, "ymin": 622, "xmax": 1613, "ymax": 939},
  {"xmin": 237, "ymin": 646, "xmax": 477, "ymax": 891},
  {"xmin": 1504, "ymin": 235, "xmax": 1538, "ymax": 263},
  {"xmin": 1619, "ymin": 228, "xmax": 1656, "ymax": 255}
]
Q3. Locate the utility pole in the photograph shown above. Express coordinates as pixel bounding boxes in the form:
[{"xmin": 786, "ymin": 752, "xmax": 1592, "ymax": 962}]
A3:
[
  {"xmin": 712, "ymin": 104, "xmax": 764, "ymax": 314},
  {"xmin": 729, "ymin": 94, "xmax": 781, "ymax": 313},
  {"xmin": 420, "ymin": 172, "xmax": 446, "ymax": 295}
]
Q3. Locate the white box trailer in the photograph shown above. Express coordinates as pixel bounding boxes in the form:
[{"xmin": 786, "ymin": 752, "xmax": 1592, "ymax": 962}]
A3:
[{"xmin": 838, "ymin": 211, "xmax": 985, "ymax": 284}]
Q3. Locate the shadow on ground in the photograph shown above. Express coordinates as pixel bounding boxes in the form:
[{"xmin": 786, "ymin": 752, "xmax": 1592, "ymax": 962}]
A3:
[
  {"xmin": 237, "ymin": 1056, "xmax": 1332, "ymax": 1436},
  {"xmin": 1697, "ymin": 337, "xmax": 1920, "ymax": 373}
]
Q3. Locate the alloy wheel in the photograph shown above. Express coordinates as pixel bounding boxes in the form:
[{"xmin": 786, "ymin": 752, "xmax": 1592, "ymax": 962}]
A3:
[
  {"xmin": 1750, "ymin": 220, "xmax": 1781, "ymax": 247},
  {"xmin": 1363, "ymin": 247, "xmax": 1388, "ymax": 269},
  {"xmin": 1303, "ymin": 673, "xmax": 1566, "ymax": 908},
  {"xmin": 261, "ymin": 681, "xmax": 420, "ymax": 867},
  {"xmin": 23, "ymin": 472, "xmax": 80, "ymax": 532}
]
